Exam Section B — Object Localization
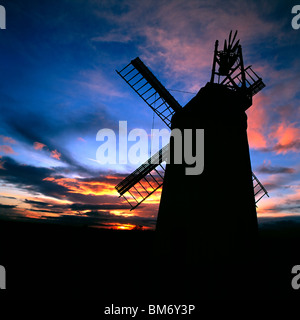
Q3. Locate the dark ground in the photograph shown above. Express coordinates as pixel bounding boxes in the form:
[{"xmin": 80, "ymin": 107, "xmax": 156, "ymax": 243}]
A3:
[{"xmin": 0, "ymin": 218, "xmax": 299, "ymax": 301}]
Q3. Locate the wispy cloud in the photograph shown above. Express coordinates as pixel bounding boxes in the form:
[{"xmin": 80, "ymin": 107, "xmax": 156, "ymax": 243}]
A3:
[
  {"xmin": 257, "ymin": 160, "xmax": 295, "ymax": 174},
  {"xmin": 0, "ymin": 145, "xmax": 17, "ymax": 155},
  {"xmin": 0, "ymin": 135, "xmax": 17, "ymax": 144},
  {"xmin": 33, "ymin": 142, "xmax": 46, "ymax": 150}
]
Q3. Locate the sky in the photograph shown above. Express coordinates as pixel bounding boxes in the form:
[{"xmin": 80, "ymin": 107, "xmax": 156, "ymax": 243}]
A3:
[{"xmin": 0, "ymin": 0, "xmax": 299, "ymax": 230}]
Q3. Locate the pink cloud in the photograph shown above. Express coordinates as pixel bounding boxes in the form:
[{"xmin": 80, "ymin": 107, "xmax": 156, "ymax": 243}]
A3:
[
  {"xmin": 0, "ymin": 145, "xmax": 16, "ymax": 154},
  {"xmin": 34, "ymin": 142, "xmax": 47, "ymax": 150},
  {"xmin": 50, "ymin": 150, "xmax": 61, "ymax": 160},
  {"xmin": 34, "ymin": 142, "xmax": 62, "ymax": 160},
  {"xmin": 269, "ymin": 122, "xmax": 300, "ymax": 154},
  {"xmin": 0, "ymin": 135, "xmax": 16, "ymax": 144},
  {"xmin": 246, "ymin": 94, "xmax": 271, "ymax": 149}
]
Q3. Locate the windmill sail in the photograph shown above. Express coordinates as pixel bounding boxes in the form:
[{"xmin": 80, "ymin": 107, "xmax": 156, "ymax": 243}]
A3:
[
  {"xmin": 116, "ymin": 57, "xmax": 182, "ymax": 128},
  {"xmin": 115, "ymin": 144, "xmax": 169, "ymax": 210},
  {"xmin": 252, "ymin": 171, "xmax": 269, "ymax": 204}
]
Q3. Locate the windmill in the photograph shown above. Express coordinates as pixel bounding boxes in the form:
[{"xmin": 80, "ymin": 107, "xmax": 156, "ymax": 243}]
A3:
[
  {"xmin": 115, "ymin": 31, "xmax": 270, "ymax": 298},
  {"xmin": 115, "ymin": 31, "xmax": 268, "ymax": 215}
]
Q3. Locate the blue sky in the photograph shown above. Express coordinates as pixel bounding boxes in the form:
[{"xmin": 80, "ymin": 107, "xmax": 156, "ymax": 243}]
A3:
[{"xmin": 0, "ymin": 0, "xmax": 300, "ymax": 229}]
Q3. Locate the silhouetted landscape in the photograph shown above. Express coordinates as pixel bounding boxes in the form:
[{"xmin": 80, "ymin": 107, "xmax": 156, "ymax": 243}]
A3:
[{"xmin": 0, "ymin": 217, "xmax": 300, "ymax": 300}]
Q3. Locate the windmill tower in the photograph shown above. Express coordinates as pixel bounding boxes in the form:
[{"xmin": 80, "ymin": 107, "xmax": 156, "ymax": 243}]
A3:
[{"xmin": 115, "ymin": 31, "xmax": 269, "ymax": 295}]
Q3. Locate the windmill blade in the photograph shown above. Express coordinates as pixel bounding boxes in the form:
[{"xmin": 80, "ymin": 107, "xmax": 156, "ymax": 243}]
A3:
[
  {"xmin": 116, "ymin": 57, "xmax": 182, "ymax": 129},
  {"xmin": 228, "ymin": 30, "xmax": 232, "ymax": 50},
  {"xmin": 231, "ymin": 39, "xmax": 240, "ymax": 53},
  {"xmin": 231, "ymin": 30, "xmax": 238, "ymax": 48},
  {"xmin": 224, "ymin": 39, "xmax": 227, "ymax": 51},
  {"xmin": 115, "ymin": 144, "xmax": 169, "ymax": 210},
  {"xmin": 252, "ymin": 172, "xmax": 269, "ymax": 204}
]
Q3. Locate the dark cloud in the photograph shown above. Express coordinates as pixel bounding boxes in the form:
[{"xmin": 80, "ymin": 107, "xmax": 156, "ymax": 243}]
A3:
[
  {"xmin": 0, "ymin": 157, "xmax": 125, "ymax": 204},
  {"xmin": 23, "ymin": 198, "xmax": 131, "ymax": 212},
  {"xmin": 257, "ymin": 163, "xmax": 295, "ymax": 174},
  {"xmin": 0, "ymin": 203, "xmax": 23, "ymax": 221},
  {"xmin": 0, "ymin": 204, "xmax": 17, "ymax": 209},
  {"xmin": 28, "ymin": 208, "xmax": 64, "ymax": 214},
  {"xmin": 0, "ymin": 156, "xmax": 69, "ymax": 198},
  {"xmin": 69, "ymin": 203, "xmax": 129, "ymax": 211},
  {"xmin": 262, "ymin": 182, "xmax": 281, "ymax": 191},
  {"xmin": 24, "ymin": 199, "xmax": 52, "ymax": 208},
  {"xmin": 0, "ymin": 195, "xmax": 17, "ymax": 200}
]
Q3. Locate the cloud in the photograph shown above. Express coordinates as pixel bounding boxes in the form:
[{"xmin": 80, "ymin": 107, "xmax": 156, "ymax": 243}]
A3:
[
  {"xmin": 0, "ymin": 159, "xmax": 4, "ymax": 170},
  {"xmin": 0, "ymin": 145, "xmax": 16, "ymax": 155},
  {"xmin": 0, "ymin": 156, "xmax": 130, "ymax": 207},
  {"xmin": 24, "ymin": 199, "xmax": 53, "ymax": 208},
  {"xmin": 33, "ymin": 141, "xmax": 64, "ymax": 162},
  {"xmin": 0, "ymin": 195, "xmax": 17, "ymax": 200},
  {"xmin": 1, "ymin": 0, "xmax": 299, "ymax": 228},
  {"xmin": 257, "ymin": 122, "xmax": 300, "ymax": 154},
  {"xmin": 70, "ymin": 203, "xmax": 129, "ymax": 211},
  {"xmin": 21, "ymin": 197, "xmax": 156, "ymax": 228},
  {"xmin": 0, "ymin": 204, "xmax": 17, "ymax": 209},
  {"xmin": 42, "ymin": 175, "xmax": 117, "ymax": 197},
  {"xmin": 0, "ymin": 154, "xmax": 159, "ymax": 228},
  {"xmin": 0, "ymin": 156, "xmax": 69, "ymax": 199},
  {"xmin": 33, "ymin": 142, "xmax": 46, "ymax": 150},
  {"xmin": 272, "ymin": 140, "xmax": 300, "ymax": 154},
  {"xmin": 23, "ymin": 198, "xmax": 129, "ymax": 213},
  {"xmin": 37, "ymin": 211, "xmax": 157, "ymax": 229},
  {"xmin": 262, "ymin": 200, "xmax": 300, "ymax": 214},
  {"xmin": 269, "ymin": 122, "xmax": 300, "ymax": 154},
  {"xmin": 257, "ymin": 161, "xmax": 295, "ymax": 174},
  {"xmin": 50, "ymin": 150, "xmax": 61, "ymax": 160},
  {"xmin": 0, "ymin": 135, "xmax": 16, "ymax": 144},
  {"xmin": 247, "ymin": 94, "xmax": 270, "ymax": 149}
]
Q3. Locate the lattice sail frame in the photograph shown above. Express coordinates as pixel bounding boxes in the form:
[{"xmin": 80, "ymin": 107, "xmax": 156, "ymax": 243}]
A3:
[
  {"xmin": 115, "ymin": 37, "xmax": 269, "ymax": 210},
  {"xmin": 116, "ymin": 57, "xmax": 181, "ymax": 129},
  {"xmin": 115, "ymin": 145, "xmax": 169, "ymax": 210}
]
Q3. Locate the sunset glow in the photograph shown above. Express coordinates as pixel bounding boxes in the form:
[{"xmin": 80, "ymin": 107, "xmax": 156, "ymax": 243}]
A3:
[{"xmin": 0, "ymin": 0, "xmax": 299, "ymax": 230}]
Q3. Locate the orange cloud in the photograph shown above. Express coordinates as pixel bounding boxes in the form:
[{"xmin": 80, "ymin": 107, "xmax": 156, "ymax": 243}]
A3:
[
  {"xmin": 43, "ymin": 176, "xmax": 116, "ymax": 196},
  {"xmin": 34, "ymin": 142, "xmax": 62, "ymax": 160},
  {"xmin": 0, "ymin": 145, "xmax": 16, "ymax": 154},
  {"xmin": 50, "ymin": 150, "xmax": 61, "ymax": 160},
  {"xmin": 34, "ymin": 142, "xmax": 46, "ymax": 150}
]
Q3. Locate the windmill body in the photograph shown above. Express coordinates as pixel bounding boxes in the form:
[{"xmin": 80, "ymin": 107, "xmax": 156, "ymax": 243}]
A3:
[{"xmin": 156, "ymin": 82, "xmax": 258, "ymax": 265}]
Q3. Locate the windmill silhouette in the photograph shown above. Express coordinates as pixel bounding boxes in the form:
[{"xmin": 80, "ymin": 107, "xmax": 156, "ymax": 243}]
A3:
[
  {"xmin": 115, "ymin": 31, "xmax": 268, "ymax": 216},
  {"xmin": 115, "ymin": 31, "xmax": 270, "ymax": 298}
]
